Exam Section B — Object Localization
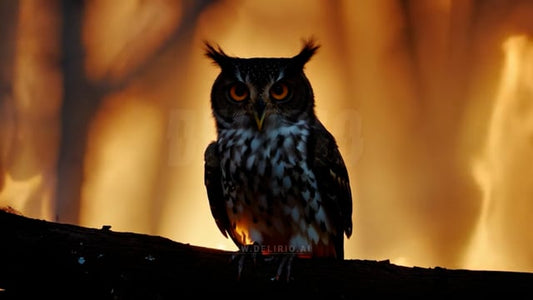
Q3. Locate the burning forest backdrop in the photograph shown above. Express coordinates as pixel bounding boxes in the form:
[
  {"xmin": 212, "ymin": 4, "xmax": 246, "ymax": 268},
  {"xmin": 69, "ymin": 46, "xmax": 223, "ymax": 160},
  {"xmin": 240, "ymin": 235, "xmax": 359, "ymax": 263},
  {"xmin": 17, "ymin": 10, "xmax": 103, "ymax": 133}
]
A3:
[{"xmin": 1, "ymin": 0, "xmax": 533, "ymax": 273}]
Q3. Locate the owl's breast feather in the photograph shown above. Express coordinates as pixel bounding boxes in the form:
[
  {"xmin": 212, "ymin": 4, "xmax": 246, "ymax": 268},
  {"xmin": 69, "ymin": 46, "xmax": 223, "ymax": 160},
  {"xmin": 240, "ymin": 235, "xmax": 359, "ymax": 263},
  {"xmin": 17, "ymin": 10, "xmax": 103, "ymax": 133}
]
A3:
[
  {"xmin": 217, "ymin": 120, "xmax": 334, "ymax": 254},
  {"xmin": 218, "ymin": 119, "xmax": 309, "ymax": 179}
]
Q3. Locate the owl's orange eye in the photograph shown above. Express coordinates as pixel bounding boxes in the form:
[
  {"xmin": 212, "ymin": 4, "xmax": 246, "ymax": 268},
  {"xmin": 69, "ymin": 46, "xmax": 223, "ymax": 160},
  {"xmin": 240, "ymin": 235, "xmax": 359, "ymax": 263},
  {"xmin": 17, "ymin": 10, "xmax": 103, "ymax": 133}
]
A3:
[
  {"xmin": 229, "ymin": 83, "xmax": 249, "ymax": 102},
  {"xmin": 270, "ymin": 82, "xmax": 289, "ymax": 101}
]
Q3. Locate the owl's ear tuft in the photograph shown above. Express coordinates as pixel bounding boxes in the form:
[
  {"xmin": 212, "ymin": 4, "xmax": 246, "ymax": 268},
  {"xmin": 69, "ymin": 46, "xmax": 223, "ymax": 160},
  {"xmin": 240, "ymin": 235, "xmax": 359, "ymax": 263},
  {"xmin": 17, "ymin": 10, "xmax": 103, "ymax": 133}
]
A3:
[
  {"xmin": 204, "ymin": 41, "xmax": 231, "ymax": 69},
  {"xmin": 292, "ymin": 38, "xmax": 320, "ymax": 69}
]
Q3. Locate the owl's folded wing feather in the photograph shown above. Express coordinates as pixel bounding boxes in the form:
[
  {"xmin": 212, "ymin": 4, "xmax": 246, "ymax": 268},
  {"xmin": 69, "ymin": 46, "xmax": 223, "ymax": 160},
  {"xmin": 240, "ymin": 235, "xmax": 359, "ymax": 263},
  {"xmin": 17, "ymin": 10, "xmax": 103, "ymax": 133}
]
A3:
[
  {"xmin": 309, "ymin": 121, "xmax": 353, "ymax": 259},
  {"xmin": 204, "ymin": 142, "xmax": 231, "ymax": 239}
]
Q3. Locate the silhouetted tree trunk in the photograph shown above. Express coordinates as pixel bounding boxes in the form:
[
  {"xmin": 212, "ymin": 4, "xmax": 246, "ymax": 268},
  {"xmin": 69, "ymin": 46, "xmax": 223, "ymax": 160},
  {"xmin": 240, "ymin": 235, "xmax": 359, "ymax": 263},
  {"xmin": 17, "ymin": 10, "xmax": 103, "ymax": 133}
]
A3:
[
  {"xmin": 0, "ymin": 1, "xmax": 19, "ymax": 192},
  {"xmin": 56, "ymin": 0, "xmax": 100, "ymax": 223},
  {"xmin": 55, "ymin": 0, "xmax": 213, "ymax": 225}
]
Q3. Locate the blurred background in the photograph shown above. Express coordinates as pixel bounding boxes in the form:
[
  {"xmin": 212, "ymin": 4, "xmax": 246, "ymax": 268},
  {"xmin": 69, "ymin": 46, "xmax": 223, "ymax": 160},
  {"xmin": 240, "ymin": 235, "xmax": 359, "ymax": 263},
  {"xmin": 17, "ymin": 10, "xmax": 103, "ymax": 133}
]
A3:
[{"xmin": 1, "ymin": 0, "xmax": 533, "ymax": 272}]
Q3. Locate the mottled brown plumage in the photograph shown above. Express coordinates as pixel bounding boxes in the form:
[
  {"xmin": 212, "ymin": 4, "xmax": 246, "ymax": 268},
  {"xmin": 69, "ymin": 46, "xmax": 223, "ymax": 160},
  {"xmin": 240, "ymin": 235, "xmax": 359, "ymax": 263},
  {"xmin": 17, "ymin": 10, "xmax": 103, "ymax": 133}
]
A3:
[{"xmin": 204, "ymin": 40, "xmax": 352, "ymax": 280}]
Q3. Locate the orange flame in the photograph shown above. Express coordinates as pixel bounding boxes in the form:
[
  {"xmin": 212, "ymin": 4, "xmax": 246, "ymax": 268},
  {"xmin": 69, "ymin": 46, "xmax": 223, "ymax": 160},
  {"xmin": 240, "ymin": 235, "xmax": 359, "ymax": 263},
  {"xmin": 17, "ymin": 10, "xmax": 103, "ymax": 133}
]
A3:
[
  {"xmin": 0, "ymin": 0, "xmax": 61, "ymax": 219},
  {"xmin": 467, "ymin": 35, "xmax": 533, "ymax": 272}
]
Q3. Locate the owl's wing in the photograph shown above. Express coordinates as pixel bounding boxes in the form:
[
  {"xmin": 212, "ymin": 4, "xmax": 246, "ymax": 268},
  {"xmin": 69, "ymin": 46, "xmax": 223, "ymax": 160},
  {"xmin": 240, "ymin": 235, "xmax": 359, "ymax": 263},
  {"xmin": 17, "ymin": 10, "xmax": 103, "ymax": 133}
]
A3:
[
  {"xmin": 204, "ymin": 142, "xmax": 231, "ymax": 239},
  {"xmin": 309, "ymin": 121, "xmax": 353, "ymax": 259}
]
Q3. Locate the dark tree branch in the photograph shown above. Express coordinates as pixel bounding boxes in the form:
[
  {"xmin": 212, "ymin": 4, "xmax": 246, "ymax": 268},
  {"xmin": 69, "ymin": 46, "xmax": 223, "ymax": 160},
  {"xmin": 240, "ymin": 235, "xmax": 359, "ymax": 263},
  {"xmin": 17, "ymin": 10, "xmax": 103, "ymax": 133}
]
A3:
[{"xmin": 0, "ymin": 209, "xmax": 532, "ymax": 299}]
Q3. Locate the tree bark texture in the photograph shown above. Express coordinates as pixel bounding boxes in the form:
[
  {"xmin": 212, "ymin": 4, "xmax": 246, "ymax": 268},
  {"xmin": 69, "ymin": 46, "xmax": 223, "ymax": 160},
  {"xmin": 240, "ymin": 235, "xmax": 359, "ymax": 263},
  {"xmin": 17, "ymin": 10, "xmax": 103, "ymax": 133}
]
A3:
[{"xmin": 0, "ymin": 210, "xmax": 532, "ymax": 299}]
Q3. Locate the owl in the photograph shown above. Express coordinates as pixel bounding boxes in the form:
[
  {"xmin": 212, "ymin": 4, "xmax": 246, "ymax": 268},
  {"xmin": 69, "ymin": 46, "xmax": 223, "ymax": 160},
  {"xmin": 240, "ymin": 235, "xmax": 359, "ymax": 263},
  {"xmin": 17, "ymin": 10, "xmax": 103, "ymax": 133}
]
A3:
[{"xmin": 203, "ymin": 40, "xmax": 353, "ymax": 281}]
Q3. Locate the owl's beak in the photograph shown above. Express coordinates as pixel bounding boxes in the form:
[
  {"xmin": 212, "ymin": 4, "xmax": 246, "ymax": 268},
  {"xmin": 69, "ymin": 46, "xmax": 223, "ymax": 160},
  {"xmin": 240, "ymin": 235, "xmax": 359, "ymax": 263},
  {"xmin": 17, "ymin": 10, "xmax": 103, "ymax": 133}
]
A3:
[
  {"xmin": 253, "ymin": 111, "xmax": 266, "ymax": 131},
  {"xmin": 253, "ymin": 99, "xmax": 267, "ymax": 131}
]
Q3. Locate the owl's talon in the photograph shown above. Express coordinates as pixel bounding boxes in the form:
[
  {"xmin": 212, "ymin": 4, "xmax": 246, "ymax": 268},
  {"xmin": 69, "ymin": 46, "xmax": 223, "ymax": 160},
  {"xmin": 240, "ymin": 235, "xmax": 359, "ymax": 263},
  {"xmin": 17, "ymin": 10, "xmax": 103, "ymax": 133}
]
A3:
[
  {"xmin": 230, "ymin": 244, "xmax": 262, "ymax": 280},
  {"xmin": 270, "ymin": 254, "xmax": 295, "ymax": 283},
  {"xmin": 234, "ymin": 253, "xmax": 243, "ymax": 280}
]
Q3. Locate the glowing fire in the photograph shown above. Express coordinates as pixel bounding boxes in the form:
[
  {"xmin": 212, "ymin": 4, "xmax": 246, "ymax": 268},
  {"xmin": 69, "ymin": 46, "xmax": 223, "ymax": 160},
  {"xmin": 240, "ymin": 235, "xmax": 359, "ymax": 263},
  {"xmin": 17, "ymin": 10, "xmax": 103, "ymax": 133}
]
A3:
[
  {"xmin": 2, "ymin": 0, "xmax": 533, "ymax": 272},
  {"xmin": 466, "ymin": 35, "xmax": 533, "ymax": 272},
  {"xmin": 0, "ymin": 0, "xmax": 61, "ymax": 220}
]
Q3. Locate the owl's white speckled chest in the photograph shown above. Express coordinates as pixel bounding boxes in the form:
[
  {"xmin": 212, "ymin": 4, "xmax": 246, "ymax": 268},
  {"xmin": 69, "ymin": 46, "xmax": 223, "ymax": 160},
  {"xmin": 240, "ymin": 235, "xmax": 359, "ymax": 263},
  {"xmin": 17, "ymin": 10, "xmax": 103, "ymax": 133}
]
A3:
[{"xmin": 217, "ymin": 119, "xmax": 331, "ymax": 252}]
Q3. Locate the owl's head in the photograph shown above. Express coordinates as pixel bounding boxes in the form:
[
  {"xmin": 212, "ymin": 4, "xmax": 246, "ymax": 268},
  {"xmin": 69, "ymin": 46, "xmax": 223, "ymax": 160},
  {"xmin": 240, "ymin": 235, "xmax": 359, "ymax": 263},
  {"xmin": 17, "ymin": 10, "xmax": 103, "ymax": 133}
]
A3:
[{"xmin": 205, "ymin": 40, "xmax": 319, "ymax": 132}]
